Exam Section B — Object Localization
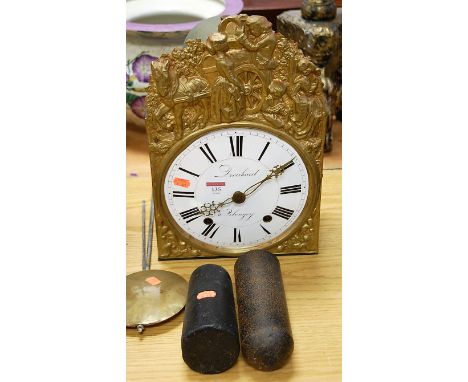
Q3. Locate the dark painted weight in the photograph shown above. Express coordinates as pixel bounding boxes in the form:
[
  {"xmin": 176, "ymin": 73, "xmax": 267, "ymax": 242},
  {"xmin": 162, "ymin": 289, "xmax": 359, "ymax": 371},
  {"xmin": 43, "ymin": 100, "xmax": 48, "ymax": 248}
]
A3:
[
  {"xmin": 234, "ymin": 250, "xmax": 294, "ymax": 371},
  {"xmin": 181, "ymin": 264, "xmax": 240, "ymax": 374}
]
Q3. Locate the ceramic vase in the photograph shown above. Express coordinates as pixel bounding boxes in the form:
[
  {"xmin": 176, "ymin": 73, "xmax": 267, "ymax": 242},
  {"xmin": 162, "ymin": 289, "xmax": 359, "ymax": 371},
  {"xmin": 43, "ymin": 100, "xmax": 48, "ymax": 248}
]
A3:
[{"xmin": 126, "ymin": 0, "xmax": 243, "ymax": 128}]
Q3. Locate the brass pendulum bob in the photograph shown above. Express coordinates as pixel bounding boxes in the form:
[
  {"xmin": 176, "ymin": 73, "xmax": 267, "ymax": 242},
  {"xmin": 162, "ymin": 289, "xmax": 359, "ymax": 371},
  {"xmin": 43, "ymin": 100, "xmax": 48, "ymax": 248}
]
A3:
[{"xmin": 126, "ymin": 199, "xmax": 188, "ymax": 333}]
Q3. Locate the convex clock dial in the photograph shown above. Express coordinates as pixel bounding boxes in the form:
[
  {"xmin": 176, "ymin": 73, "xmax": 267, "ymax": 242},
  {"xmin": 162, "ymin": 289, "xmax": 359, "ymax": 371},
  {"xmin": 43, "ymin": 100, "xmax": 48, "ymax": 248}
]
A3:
[{"xmin": 163, "ymin": 128, "xmax": 309, "ymax": 248}]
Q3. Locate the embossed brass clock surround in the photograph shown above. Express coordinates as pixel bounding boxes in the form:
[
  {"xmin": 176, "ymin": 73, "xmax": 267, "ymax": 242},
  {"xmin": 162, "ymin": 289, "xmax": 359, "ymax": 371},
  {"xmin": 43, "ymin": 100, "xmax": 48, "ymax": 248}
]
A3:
[
  {"xmin": 155, "ymin": 122, "xmax": 321, "ymax": 257},
  {"xmin": 145, "ymin": 15, "xmax": 329, "ymax": 259}
]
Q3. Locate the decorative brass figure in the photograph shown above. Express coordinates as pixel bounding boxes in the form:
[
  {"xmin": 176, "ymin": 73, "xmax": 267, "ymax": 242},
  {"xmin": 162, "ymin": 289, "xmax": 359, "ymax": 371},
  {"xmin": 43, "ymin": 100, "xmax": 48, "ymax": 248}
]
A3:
[
  {"xmin": 277, "ymin": 4, "xmax": 341, "ymax": 151},
  {"xmin": 302, "ymin": 0, "xmax": 337, "ymax": 21},
  {"xmin": 145, "ymin": 15, "xmax": 329, "ymax": 259}
]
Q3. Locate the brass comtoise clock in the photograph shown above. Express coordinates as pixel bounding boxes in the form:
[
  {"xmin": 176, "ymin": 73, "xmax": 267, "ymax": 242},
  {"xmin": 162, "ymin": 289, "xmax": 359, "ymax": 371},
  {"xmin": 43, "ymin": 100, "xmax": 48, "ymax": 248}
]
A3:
[{"xmin": 145, "ymin": 15, "xmax": 329, "ymax": 259}]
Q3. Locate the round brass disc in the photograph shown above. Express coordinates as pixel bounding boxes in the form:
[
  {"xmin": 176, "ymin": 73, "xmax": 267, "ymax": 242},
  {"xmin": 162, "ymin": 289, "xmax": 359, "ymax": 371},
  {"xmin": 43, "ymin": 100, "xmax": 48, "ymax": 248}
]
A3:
[{"xmin": 126, "ymin": 270, "xmax": 188, "ymax": 328}]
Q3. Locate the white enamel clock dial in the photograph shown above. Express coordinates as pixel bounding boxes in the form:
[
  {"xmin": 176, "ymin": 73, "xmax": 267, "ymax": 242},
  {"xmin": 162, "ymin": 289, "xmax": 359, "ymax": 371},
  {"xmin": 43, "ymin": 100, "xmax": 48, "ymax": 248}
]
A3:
[{"xmin": 163, "ymin": 128, "xmax": 309, "ymax": 249}]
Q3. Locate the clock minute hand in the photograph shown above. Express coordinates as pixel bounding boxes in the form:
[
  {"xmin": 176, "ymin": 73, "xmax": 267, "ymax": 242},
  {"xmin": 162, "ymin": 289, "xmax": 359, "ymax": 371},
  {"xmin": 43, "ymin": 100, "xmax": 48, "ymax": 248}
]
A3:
[
  {"xmin": 213, "ymin": 160, "xmax": 291, "ymax": 208},
  {"xmin": 243, "ymin": 159, "xmax": 295, "ymax": 197},
  {"xmin": 201, "ymin": 159, "xmax": 295, "ymax": 216},
  {"xmin": 273, "ymin": 159, "xmax": 295, "ymax": 177},
  {"xmin": 242, "ymin": 174, "xmax": 274, "ymax": 197},
  {"xmin": 212, "ymin": 177, "xmax": 269, "ymax": 213}
]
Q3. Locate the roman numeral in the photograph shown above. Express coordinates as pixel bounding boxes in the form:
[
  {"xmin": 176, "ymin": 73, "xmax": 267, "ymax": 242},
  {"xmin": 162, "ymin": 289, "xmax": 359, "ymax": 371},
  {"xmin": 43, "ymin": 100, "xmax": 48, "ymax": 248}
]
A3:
[
  {"xmin": 173, "ymin": 191, "xmax": 194, "ymax": 198},
  {"xmin": 280, "ymin": 184, "xmax": 302, "ymax": 194},
  {"xmin": 258, "ymin": 142, "xmax": 270, "ymax": 161},
  {"xmin": 283, "ymin": 160, "xmax": 295, "ymax": 170},
  {"xmin": 272, "ymin": 206, "xmax": 294, "ymax": 220},
  {"xmin": 260, "ymin": 225, "xmax": 271, "ymax": 234},
  {"xmin": 202, "ymin": 223, "xmax": 219, "ymax": 238},
  {"xmin": 180, "ymin": 207, "xmax": 201, "ymax": 223},
  {"xmin": 200, "ymin": 143, "xmax": 217, "ymax": 163},
  {"xmin": 234, "ymin": 228, "xmax": 241, "ymax": 242},
  {"xmin": 179, "ymin": 167, "xmax": 199, "ymax": 177},
  {"xmin": 229, "ymin": 136, "xmax": 243, "ymax": 157}
]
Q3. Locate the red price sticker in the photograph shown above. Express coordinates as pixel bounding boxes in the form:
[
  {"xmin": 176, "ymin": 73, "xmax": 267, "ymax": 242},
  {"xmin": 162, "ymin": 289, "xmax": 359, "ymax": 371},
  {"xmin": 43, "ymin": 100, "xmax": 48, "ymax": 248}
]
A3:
[
  {"xmin": 197, "ymin": 290, "xmax": 217, "ymax": 300},
  {"xmin": 173, "ymin": 177, "xmax": 190, "ymax": 188}
]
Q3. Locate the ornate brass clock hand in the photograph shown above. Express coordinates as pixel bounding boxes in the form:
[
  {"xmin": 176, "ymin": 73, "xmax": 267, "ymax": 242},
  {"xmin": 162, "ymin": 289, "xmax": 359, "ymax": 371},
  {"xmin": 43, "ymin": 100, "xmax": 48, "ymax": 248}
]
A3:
[
  {"xmin": 199, "ymin": 195, "xmax": 234, "ymax": 216},
  {"xmin": 243, "ymin": 159, "xmax": 294, "ymax": 197},
  {"xmin": 201, "ymin": 159, "xmax": 295, "ymax": 216}
]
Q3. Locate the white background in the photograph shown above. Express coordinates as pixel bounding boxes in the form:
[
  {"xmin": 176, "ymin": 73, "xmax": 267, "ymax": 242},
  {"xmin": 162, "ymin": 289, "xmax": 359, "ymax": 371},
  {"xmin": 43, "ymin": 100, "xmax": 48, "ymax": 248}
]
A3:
[{"xmin": 0, "ymin": 1, "xmax": 467, "ymax": 381}]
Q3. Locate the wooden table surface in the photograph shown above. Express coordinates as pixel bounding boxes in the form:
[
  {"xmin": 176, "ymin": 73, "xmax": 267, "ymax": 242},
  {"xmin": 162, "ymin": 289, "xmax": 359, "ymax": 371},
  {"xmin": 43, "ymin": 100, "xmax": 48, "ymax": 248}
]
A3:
[{"xmin": 126, "ymin": 122, "xmax": 342, "ymax": 381}]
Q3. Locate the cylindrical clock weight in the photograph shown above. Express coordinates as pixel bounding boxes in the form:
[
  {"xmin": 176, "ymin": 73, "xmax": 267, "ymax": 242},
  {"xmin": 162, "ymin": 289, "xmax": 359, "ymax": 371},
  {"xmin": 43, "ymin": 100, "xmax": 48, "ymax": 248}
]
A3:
[
  {"xmin": 234, "ymin": 250, "xmax": 294, "ymax": 370},
  {"xmin": 181, "ymin": 264, "xmax": 240, "ymax": 374}
]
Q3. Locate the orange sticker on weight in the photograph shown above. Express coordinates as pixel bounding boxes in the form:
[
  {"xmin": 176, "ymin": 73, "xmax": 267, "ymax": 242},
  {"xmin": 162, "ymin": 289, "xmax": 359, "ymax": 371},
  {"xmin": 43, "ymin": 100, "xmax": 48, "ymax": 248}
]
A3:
[
  {"xmin": 197, "ymin": 290, "xmax": 217, "ymax": 300},
  {"xmin": 173, "ymin": 177, "xmax": 190, "ymax": 188},
  {"xmin": 145, "ymin": 276, "xmax": 161, "ymax": 286}
]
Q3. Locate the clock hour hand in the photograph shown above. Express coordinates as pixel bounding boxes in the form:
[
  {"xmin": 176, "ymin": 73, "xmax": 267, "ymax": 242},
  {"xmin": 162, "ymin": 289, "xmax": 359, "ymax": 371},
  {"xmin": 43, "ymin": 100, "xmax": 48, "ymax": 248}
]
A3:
[{"xmin": 199, "ymin": 195, "xmax": 234, "ymax": 216}]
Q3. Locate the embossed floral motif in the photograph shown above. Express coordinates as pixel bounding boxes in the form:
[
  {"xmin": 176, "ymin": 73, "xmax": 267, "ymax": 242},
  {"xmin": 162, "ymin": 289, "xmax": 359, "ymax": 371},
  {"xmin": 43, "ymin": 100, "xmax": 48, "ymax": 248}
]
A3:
[
  {"xmin": 132, "ymin": 54, "xmax": 156, "ymax": 82},
  {"xmin": 158, "ymin": 219, "xmax": 201, "ymax": 259},
  {"xmin": 130, "ymin": 96, "xmax": 145, "ymax": 119},
  {"xmin": 274, "ymin": 216, "xmax": 316, "ymax": 253}
]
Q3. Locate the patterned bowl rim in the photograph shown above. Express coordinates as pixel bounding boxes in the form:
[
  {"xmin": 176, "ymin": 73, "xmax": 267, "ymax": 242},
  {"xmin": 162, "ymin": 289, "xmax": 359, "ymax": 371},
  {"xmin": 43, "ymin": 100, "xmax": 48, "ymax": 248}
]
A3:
[{"xmin": 126, "ymin": 0, "xmax": 243, "ymax": 33}]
